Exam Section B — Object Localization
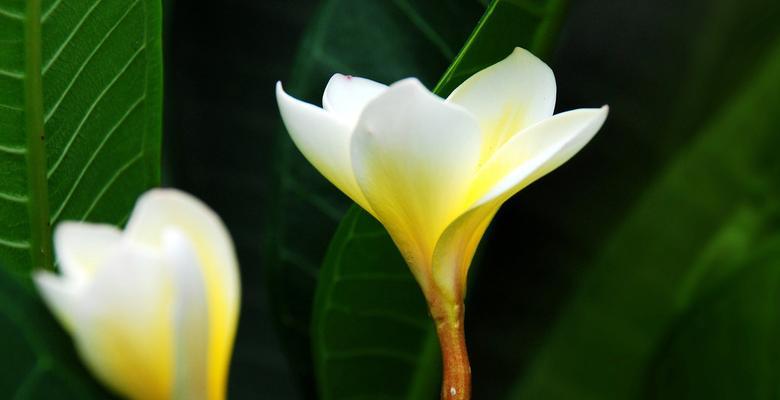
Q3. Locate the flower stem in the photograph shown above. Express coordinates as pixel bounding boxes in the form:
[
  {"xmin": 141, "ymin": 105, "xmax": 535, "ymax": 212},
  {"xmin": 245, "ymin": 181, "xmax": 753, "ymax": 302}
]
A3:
[{"xmin": 430, "ymin": 301, "xmax": 471, "ymax": 400}]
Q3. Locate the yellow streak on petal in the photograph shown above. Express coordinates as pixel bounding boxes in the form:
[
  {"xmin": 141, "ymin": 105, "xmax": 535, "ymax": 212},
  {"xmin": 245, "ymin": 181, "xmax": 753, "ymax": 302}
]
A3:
[
  {"xmin": 432, "ymin": 202, "xmax": 499, "ymax": 301},
  {"xmin": 477, "ymin": 103, "xmax": 527, "ymax": 164},
  {"xmin": 189, "ymin": 235, "xmax": 235, "ymax": 400}
]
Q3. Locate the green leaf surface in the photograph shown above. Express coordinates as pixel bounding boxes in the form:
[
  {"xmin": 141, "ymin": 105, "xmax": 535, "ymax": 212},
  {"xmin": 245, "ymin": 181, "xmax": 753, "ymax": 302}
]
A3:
[
  {"xmin": 0, "ymin": 0, "xmax": 162, "ymax": 278},
  {"xmin": 0, "ymin": 0, "xmax": 161, "ymax": 396},
  {"xmin": 0, "ymin": 268, "xmax": 112, "ymax": 399},
  {"xmin": 312, "ymin": 207, "xmax": 440, "ymax": 400},
  {"xmin": 308, "ymin": 1, "xmax": 569, "ymax": 398},
  {"xmin": 645, "ymin": 235, "xmax": 780, "ymax": 400},
  {"xmin": 510, "ymin": 13, "xmax": 780, "ymax": 398}
]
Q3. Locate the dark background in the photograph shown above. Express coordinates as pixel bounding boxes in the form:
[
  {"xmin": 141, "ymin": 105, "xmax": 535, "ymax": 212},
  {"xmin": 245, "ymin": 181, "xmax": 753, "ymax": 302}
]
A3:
[{"xmin": 165, "ymin": 0, "xmax": 780, "ymax": 398}]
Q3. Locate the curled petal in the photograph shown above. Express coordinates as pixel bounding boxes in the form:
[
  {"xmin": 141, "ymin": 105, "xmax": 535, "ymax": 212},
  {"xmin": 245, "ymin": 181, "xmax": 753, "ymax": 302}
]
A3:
[
  {"xmin": 351, "ymin": 79, "xmax": 482, "ymax": 281},
  {"xmin": 432, "ymin": 107, "xmax": 608, "ymax": 299},
  {"xmin": 276, "ymin": 82, "xmax": 374, "ymax": 213},
  {"xmin": 323, "ymin": 74, "xmax": 387, "ymax": 126},
  {"xmin": 448, "ymin": 47, "xmax": 556, "ymax": 161},
  {"xmin": 469, "ymin": 106, "xmax": 609, "ymax": 208}
]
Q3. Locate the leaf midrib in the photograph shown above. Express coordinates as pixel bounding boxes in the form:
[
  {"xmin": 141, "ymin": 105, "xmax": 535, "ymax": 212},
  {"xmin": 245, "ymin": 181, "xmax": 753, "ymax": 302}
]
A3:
[{"xmin": 23, "ymin": 0, "xmax": 52, "ymax": 271}]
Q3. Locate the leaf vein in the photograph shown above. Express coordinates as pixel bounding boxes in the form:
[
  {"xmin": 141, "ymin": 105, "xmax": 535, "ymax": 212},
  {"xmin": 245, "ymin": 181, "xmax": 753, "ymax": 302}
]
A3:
[
  {"xmin": 0, "ymin": 191, "xmax": 28, "ymax": 203},
  {"xmin": 0, "ymin": 68, "xmax": 24, "ymax": 80},
  {"xmin": 41, "ymin": 0, "xmax": 103, "ymax": 73},
  {"xmin": 0, "ymin": 5, "xmax": 24, "ymax": 21},
  {"xmin": 78, "ymin": 151, "xmax": 144, "ymax": 222},
  {"xmin": 0, "ymin": 103, "xmax": 23, "ymax": 112},
  {"xmin": 44, "ymin": 0, "xmax": 141, "ymax": 120},
  {"xmin": 0, "ymin": 237, "xmax": 30, "ymax": 249},
  {"xmin": 0, "ymin": 144, "xmax": 26, "ymax": 155},
  {"xmin": 325, "ymin": 304, "xmax": 429, "ymax": 331},
  {"xmin": 47, "ymin": 44, "xmax": 145, "ymax": 178},
  {"xmin": 41, "ymin": 0, "xmax": 63, "ymax": 22},
  {"xmin": 50, "ymin": 95, "xmax": 145, "ymax": 222}
]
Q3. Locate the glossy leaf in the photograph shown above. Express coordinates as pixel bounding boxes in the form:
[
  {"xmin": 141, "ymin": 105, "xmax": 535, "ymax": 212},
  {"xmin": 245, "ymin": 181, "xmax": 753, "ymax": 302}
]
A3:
[
  {"xmin": 0, "ymin": 0, "xmax": 161, "ymax": 396},
  {"xmin": 0, "ymin": 0, "xmax": 162, "ymax": 278},
  {"xmin": 309, "ymin": 0, "xmax": 569, "ymax": 398}
]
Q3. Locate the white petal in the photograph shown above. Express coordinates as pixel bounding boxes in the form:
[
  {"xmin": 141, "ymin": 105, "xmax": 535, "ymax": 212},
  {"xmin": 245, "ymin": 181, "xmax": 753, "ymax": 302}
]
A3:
[
  {"xmin": 276, "ymin": 82, "xmax": 374, "ymax": 213},
  {"xmin": 73, "ymin": 241, "xmax": 174, "ymax": 399},
  {"xmin": 447, "ymin": 47, "xmax": 556, "ymax": 161},
  {"xmin": 123, "ymin": 188, "xmax": 239, "ymax": 399},
  {"xmin": 33, "ymin": 271, "xmax": 82, "ymax": 333},
  {"xmin": 351, "ymin": 78, "xmax": 482, "ymax": 275},
  {"xmin": 163, "ymin": 228, "xmax": 210, "ymax": 399},
  {"xmin": 470, "ymin": 106, "xmax": 609, "ymax": 208},
  {"xmin": 53, "ymin": 222, "xmax": 122, "ymax": 280},
  {"xmin": 322, "ymin": 74, "xmax": 387, "ymax": 126}
]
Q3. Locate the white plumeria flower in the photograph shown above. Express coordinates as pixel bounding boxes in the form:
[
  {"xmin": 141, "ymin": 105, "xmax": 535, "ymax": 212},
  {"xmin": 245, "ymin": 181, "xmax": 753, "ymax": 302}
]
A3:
[
  {"xmin": 276, "ymin": 47, "xmax": 608, "ymax": 305},
  {"xmin": 34, "ymin": 189, "xmax": 240, "ymax": 400}
]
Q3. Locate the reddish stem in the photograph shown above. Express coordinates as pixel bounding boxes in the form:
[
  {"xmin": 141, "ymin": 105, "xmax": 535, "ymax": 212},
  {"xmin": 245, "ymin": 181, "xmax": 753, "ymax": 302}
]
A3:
[{"xmin": 430, "ymin": 301, "xmax": 471, "ymax": 400}]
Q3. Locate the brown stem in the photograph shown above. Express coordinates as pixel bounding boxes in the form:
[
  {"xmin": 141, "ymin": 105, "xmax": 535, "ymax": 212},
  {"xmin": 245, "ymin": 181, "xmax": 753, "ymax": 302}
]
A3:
[{"xmin": 430, "ymin": 301, "xmax": 471, "ymax": 400}]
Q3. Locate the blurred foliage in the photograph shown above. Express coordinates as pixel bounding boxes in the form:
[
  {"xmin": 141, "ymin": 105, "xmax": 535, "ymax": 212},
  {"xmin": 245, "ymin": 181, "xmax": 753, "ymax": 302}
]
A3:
[
  {"xmin": 165, "ymin": 1, "xmax": 319, "ymax": 397},
  {"xmin": 506, "ymin": 1, "xmax": 780, "ymax": 398},
  {"xmin": 0, "ymin": 267, "xmax": 110, "ymax": 398},
  {"xmin": 647, "ymin": 236, "xmax": 780, "ymax": 399},
  {"xmin": 0, "ymin": 0, "xmax": 161, "ymax": 397}
]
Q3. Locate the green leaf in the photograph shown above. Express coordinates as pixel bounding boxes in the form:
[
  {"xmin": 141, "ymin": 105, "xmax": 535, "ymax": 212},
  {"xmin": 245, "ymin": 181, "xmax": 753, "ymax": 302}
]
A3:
[
  {"xmin": 308, "ymin": 1, "xmax": 569, "ymax": 398},
  {"xmin": 0, "ymin": 267, "xmax": 111, "ymax": 399},
  {"xmin": 0, "ymin": 0, "xmax": 161, "ymax": 396},
  {"xmin": 645, "ymin": 235, "xmax": 780, "ymax": 400},
  {"xmin": 312, "ymin": 208, "xmax": 440, "ymax": 400},
  {"xmin": 509, "ymin": 16, "xmax": 780, "ymax": 399},
  {"xmin": 0, "ymin": 0, "xmax": 162, "ymax": 278}
]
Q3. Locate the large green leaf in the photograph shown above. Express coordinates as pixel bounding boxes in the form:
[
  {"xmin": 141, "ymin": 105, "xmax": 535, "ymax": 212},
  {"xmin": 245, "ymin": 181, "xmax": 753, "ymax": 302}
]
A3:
[
  {"xmin": 0, "ymin": 0, "xmax": 161, "ymax": 396},
  {"xmin": 312, "ymin": 208, "xmax": 440, "ymax": 400},
  {"xmin": 0, "ymin": 0, "xmax": 162, "ymax": 277},
  {"xmin": 309, "ymin": 1, "xmax": 569, "ymax": 398},
  {"xmin": 509, "ymin": 7, "xmax": 780, "ymax": 397},
  {"xmin": 645, "ymin": 235, "xmax": 780, "ymax": 400}
]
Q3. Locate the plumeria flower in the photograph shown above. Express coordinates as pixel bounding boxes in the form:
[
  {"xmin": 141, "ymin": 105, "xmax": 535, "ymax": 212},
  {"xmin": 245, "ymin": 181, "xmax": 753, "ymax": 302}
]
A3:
[
  {"xmin": 34, "ymin": 189, "xmax": 240, "ymax": 400},
  {"xmin": 276, "ymin": 47, "xmax": 607, "ymax": 398}
]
